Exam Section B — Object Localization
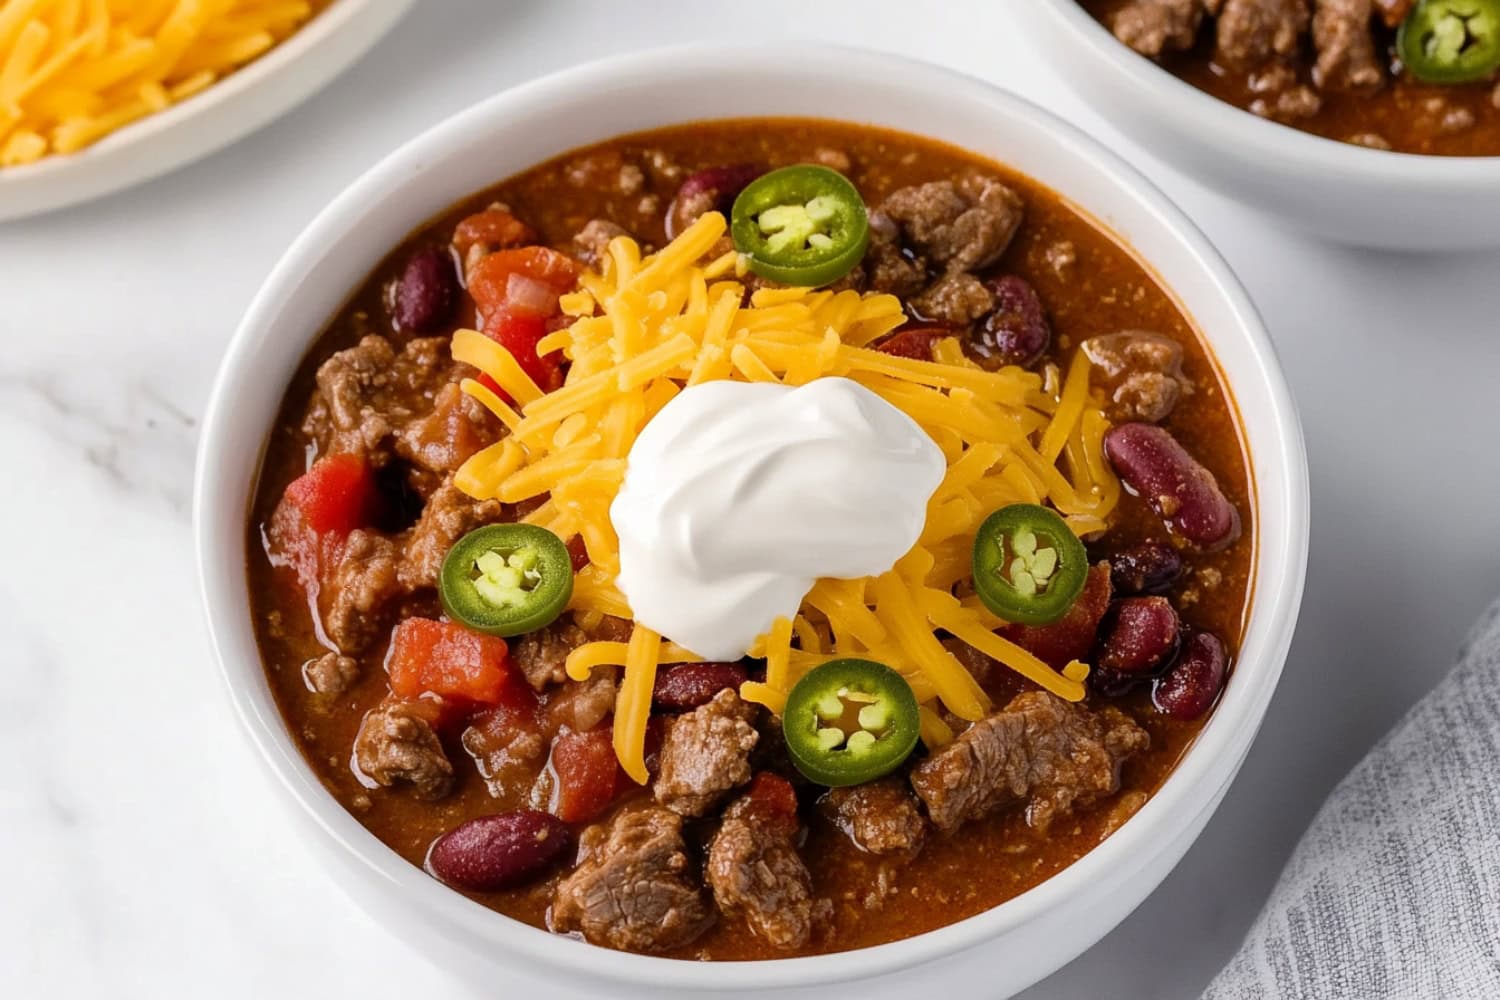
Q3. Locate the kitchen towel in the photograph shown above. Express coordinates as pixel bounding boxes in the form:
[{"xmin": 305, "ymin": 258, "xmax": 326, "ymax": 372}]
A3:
[{"xmin": 1204, "ymin": 598, "xmax": 1500, "ymax": 999}]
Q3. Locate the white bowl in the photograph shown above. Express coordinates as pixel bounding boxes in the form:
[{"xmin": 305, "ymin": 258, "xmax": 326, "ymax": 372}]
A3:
[
  {"xmin": 193, "ymin": 43, "xmax": 1309, "ymax": 999},
  {"xmin": 1017, "ymin": 0, "xmax": 1500, "ymax": 250},
  {"xmin": 0, "ymin": 0, "xmax": 414, "ymax": 223}
]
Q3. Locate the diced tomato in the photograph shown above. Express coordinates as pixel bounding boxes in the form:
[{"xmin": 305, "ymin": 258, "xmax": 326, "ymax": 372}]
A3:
[
  {"xmin": 386, "ymin": 618, "xmax": 516, "ymax": 705},
  {"xmin": 483, "ymin": 308, "xmax": 563, "ymax": 390},
  {"xmin": 1000, "ymin": 563, "xmax": 1114, "ymax": 668},
  {"xmin": 452, "ymin": 209, "xmax": 537, "ymax": 262},
  {"xmin": 875, "ymin": 325, "xmax": 952, "ymax": 362},
  {"xmin": 468, "ymin": 247, "xmax": 579, "ymax": 317},
  {"xmin": 566, "ymin": 535, "xmax": 590, "ymax": 572},
  {"xmin": 549, "ymin": 729, "xmax": 622, "ymax": 824},
  {"xmin": 394, "ymin": 693, "xmax": 473, "ymax": 735},
  {"xmin": 744, "ymin": 772, "xmax": 800, "ymax": 829},
  {"xmin": 282, "ymin": 454, "xmax": 378, "ymax": 535},
  {"xmin": 267, "ymin": 454, "xmax": 378, "ymax": 593}
]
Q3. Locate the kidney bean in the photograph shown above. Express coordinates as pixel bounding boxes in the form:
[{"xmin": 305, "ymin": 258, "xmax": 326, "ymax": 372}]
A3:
[
  {"xmin": 1103, "ymin": 423, "xmax": 1241, "ymax": 551},
  {"xmin": 966, "ymin": 275, "xmax": 1051, "ymax": 369},
  {"xmin": 1152, "ymin": 630, "xmax": 1228, "ymax": 721},
  {"xmin": 652, "ymin": 661, "xmax": 749, "ymax": 711},
  {"xmin": 426, "ymin": 810, "xmax": 571, "ymax": 892},
  {"xmin": 1098, "ymin": 597, "xmax": 1180, "ymax": 674},
  {"xmin": 393, "ymin": 246, "xmax": 459, "ymax": 333},
  {"xmin": 665, "ymin": 163, "xmax": 763, "ymax": 239},
  {"xmin": 1110, "ymin": 541, "xmax": 1185, "ymax": 596}
]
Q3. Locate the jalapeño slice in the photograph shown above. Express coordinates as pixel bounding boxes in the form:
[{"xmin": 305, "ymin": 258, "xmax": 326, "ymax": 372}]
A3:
[
  {"xmin": 730, "ymin": 164, "xmax": 869, "ymax": 287},
  {"xmin": 782, "ymin": 658, "xmax": 920, "ymax": 787},
  {"xmin": 440, "ymin": 524, "xmax": 574, "ymax": 637},
  {"xmin": 971, "ymin": 503, "xmax": 1088, "ymax": 626},
  {"xmin": 1399, "ymin": 0, "xmax": 1500, "ymax": 84}
]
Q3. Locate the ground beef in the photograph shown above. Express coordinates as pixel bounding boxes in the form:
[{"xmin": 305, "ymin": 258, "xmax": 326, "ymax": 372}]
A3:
[
  {"xmin": 1081, "ymin": 330, "xmax": 1190, "ymax": 423},
  {"xmin": 322, "ymin": 530, "xmax": 404, "ymax": 653},
  {"xmin": 912, "ymin": 272, "xmax": 996, "ymax": 326},
  {"xmin": 877, "ymin": 174, "xmax": 1023, "ymax": 275},
  {"xmin": 552, "ymin": 805, "xmax": 711, "ymax": 952},
  {"xmin": 511, "ymin": 617, "xmax": 591, "ymax": 691},
  {"xmin": 864, "ymin": 215, "xmax": 928, "ymax": 299},
  {"xmin": 706, "ymin": 792, "xmax": 830, "ymax": 949},
  {"xmin": 1208, "ymin": 0, "xmax": 1309, "ymax": 66},
  {"xmin": 910, "ymin": 691, "xmax": 1149, "ymax": 833},
  {"xmin": 398, "ymin": 480, "xmax": 504, "ymax": 590},
  {"xmin": 461, "ymin": 705, "xmax": 547, "ymax": 802},
  {"xmin": 394, "ymin": 381, "xmax": 498, "ymax": 479},
  {"xmin": 571, "ymin": 218, "xmax": 630, "ymax": 269},
  {"xmin": 303, "ymin": 651, "xmax": 358, "ymax": 696},
  {"xmin": 354, "ymin": 701, "xmax": 454, "ymax": 800},
  {"xmin": 302, "ymin": 335, "xmax": 484, "ymax": 476},
  {"xmin": 822, "ymin": 779, "xmax": 928, "ymax": 854},
  {"xmin": 1112, "ymin": 0, "xmax": 1206, "ymax": 56},
  {"xmin": 1312, "ymin": 0, "xmax": 1383, "ymax": 92},
  {"xmin": 545, "ymin": 669, "xmax": 620, "ymax": 734},
  {"xmin": 654, "ymin": 689, "xmax": 759, "ymax": 817}
]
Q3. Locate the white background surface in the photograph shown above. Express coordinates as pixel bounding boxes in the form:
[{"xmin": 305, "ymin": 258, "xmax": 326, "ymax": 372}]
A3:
[{"xmin": 4, "ymin": 2, "xmax": 1498, "ymax": 997}]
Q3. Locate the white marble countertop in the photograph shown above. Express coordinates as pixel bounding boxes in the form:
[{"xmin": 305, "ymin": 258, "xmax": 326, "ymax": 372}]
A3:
[{"xmin": 5, "ymin": 1, "xmax": 1499, "ymax": 997}]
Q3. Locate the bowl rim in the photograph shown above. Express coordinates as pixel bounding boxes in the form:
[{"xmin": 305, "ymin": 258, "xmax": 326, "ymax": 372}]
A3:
[
  {"xmin": 1034, "ymin": 0, "xmax": 1500, "ymax": 175},
  {"xmin": 0, "ymin": 0, "xmax": 417, "ymax": 222},
  {"xmin": 193, "ymin": 42, "xmax": 1310, "ymax": 992}
]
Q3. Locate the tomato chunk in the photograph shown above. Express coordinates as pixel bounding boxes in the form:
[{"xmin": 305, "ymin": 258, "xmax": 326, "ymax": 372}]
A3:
[
  {"xmin": 452, "ymin": 209, "xmax": 537, "ymax": 262},
  {"xmin": 468, "ymin": 247, "xmax": 579, "ymax": 317},
  {"xmin": 1000, "ymin": 563, "xmax": 1114, "ymax": 668},
  {"xmin": 875, "ymin": 326, "xmax": 951, "ymax": 362},
  {"xmin": 549, "ymin": 729, "xmax": 621, "ymax": 824},
  {"xmin": 565, "ymin": 535, "xmax": 590, "ymax": 572},
  {"xmin": 386, "ymin": 618, "xmax": 515, "ymax": 705},
  {"xmin": 283, "ymin": 454, "xmax": 377, "ymax": 534}
]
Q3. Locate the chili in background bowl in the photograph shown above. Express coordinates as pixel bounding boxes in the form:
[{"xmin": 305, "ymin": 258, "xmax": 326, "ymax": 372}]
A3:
[
  {"xmin": 1016, "ymin": 0, "xmax": 1500, "ymax": 250},
  {"xmin": 194, "ymin": 43, "xmax": 1308, "ymax": 998}
]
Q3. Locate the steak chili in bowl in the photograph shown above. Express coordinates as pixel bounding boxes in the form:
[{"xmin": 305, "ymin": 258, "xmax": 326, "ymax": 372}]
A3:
[
  {"xmin": 247, "ymin": 118, "xmax": 1254, "ymax": 960},
  {"xmin": 1082, "ymin": 0, "xmax": 1500, "ymax": 155}
]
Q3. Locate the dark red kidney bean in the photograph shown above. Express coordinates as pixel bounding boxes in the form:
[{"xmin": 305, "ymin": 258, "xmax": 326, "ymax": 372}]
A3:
[
  {"xmin": 652, "ymin": 661, "xmax": 749, "ymax": 711},
  {"xmin": 1090, "ymin": 665, "xmax": 1143, "ymax": 699},
  {"xmin": 967, "ymin": 275, "xmax": 1051, "ymax": 369},
  {"xmin": 665, "ymin": 163, "xmax": 763, "ymax": 240},
  {"xmin": 1103, "ymin": 423, "xmax": 1241, "ymax": 552},
  {"xmin": 393, "ymin": 246, "xmax": 458, "ymax": 333},
  {"xmin": 1098, "ymin": 597, "xmax": 1180, "ymax": 674},
  {"xmin": 1152, "ymin": 630, "xmax": 1228, "ymax": 721},
  {"xmin": 426, "ymin": 810, "xmax": 571, "ymax": 892},
  {"xmin": 1110, "ymin": 541, "xmax": 1185, "ymax": 596}
]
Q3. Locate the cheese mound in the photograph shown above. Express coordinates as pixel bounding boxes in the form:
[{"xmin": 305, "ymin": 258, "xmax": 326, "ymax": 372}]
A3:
[{"xmin": 453, "ymin": 211, "xmax": 1120, "ymax": 783}]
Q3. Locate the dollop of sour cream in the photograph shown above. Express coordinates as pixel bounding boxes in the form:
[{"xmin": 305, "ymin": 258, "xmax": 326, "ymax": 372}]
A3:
[{"xmin": 610, "ymin": 376, "xmax": 946, "ymax": 661}]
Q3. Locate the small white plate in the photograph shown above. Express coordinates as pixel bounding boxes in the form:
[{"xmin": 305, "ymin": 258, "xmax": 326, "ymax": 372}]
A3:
[{"xmin": 0, "ymin": 0, "xmax": 415, "ymax": 223}]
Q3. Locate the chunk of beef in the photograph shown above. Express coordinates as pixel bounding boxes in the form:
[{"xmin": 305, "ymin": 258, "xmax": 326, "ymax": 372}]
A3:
[
  {"xmin": 462, "ymin": 702, "xmax": 546, "ymax": 803},
  {"xmin": 878, "ymin": 175, "xmax": 1024, "ymax": 275},
  {"xmin": 571, "ymin": 218, "xmax": 630, "ymax": 270},
  {"xmin": 303, "ymin": 335, "xmax": 477, "ymax": 474},
  {"xmin": 1081, "ymin": 330, "xmax": 1191, "ymax": 423},
  {"xmin": 354, "ymin": 701, "xmax": 454, "ymax": 800},
  {"xmin": 913, "ymin": 273, "xmax": 996, "ymax": 326},
  {"xmin": 823, "ymin": 779, "xmax": 928, "ymax": 855},
  {"xmin": 654, "ymin": 689, "xmax": 759, "ymax": 816},
  {"xmin": 398, "ymin": 480, "xmax": 504, "ymax": 590},
  {"xmin": 303, "ymin": 652, "xmax": 358, "ymax": 696},
  {"xmin": 545, "ymin": 669, "xmax": 620, "ymax": 734},
  {"xmin": 1112, "ymin": 0, "xmax": 1206, "ymax": 57},
  {"xmin": 394, "ymin": 382, "xmax": 499, "ymax": 479},
  {"xmin": 941, "ymin": 636, "xmax": 997, "ymax": 687},
  {"xmin": 910, "ymin": 691, "xmax": 1149, "ymax": 833},
  {"xmin": 707, "ymin": 790, "xmax": 830, "ymax": 949},
  {"xmin": 323, "ymin": 529, "xmax": 404, "ymax": 653},
  {"xmin": 1208, "ymin": 0, "xmax": 1309, "ymax": 66},
  {"xmin": 864, "ymin": 215, "xmax": 928, "ymax": 299},
  {"xmin": 511, "ymin": 617, "xmax": 591, "ymax": 691},
  {"xmin": 1373, "ymin": 0, "xmax": 1413, "ymax": 26},
  {"xmin": 1312, "ymin": 0, "xmax": 1383, "ymax": 93},
  {"xmin": 552, "ymin": 805, "xmax": 711, "ymax": 952}
]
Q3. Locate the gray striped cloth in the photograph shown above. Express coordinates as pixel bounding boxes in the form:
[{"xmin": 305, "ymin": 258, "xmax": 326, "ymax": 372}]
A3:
[{"xmin": 1204, "ymin": 599, "xmax": 1500, "ymax": 999}]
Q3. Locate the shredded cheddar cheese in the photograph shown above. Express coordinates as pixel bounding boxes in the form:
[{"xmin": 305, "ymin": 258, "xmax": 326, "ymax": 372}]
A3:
[
  {"xmin": 0, "ymin": 0, "xmax": 325, "ymax": 166},
  {"xmin": 453, "ymin": 211, "xmax": 1121, "ymax": 782}
]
